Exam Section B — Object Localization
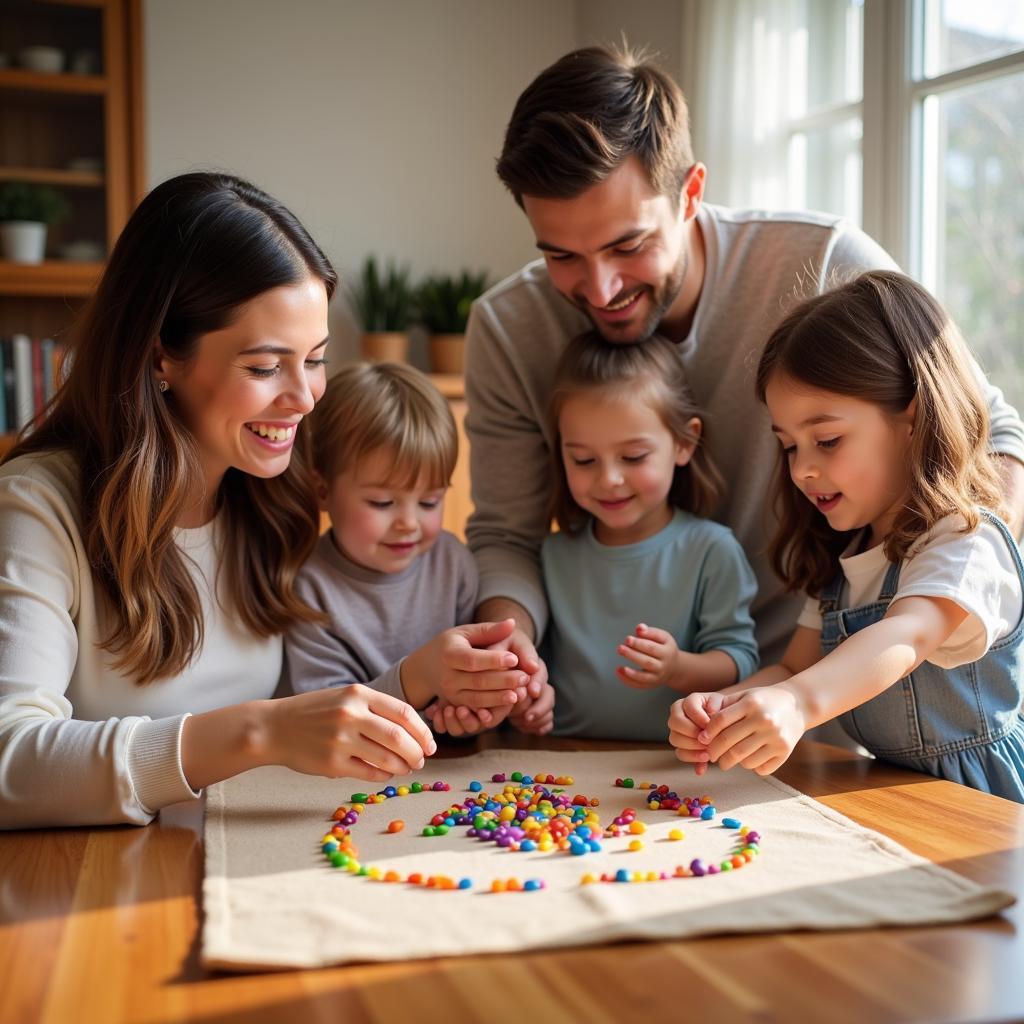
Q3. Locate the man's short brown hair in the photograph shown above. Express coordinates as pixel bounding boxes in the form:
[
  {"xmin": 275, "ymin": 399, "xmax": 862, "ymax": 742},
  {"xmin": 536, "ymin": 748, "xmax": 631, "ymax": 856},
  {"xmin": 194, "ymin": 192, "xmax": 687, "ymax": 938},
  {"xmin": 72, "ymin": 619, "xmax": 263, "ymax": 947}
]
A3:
[{"xmin": 496, "ymin": 44, "xmax": 694, "ymax": 207}]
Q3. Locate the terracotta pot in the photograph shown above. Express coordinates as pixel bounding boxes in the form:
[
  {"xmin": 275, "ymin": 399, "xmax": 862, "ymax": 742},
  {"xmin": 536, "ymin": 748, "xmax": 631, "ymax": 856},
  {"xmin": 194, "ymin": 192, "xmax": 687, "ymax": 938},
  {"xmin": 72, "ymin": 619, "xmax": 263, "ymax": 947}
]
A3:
[
  {"xmin": 360, "ymin": 331, "xmax": 409, "ymax": 362},
  {"xmin": 428, "ymin": 333, "xmax": 465, "ymax": 375}
]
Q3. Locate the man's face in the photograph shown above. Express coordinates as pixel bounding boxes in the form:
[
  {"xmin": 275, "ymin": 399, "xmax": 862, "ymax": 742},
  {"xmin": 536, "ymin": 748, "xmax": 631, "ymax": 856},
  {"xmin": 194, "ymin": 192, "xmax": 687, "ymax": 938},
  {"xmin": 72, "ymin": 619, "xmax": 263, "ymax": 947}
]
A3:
[{"xmin": 522, "ymin": 156, "xmax": 695, "ymax": 344}]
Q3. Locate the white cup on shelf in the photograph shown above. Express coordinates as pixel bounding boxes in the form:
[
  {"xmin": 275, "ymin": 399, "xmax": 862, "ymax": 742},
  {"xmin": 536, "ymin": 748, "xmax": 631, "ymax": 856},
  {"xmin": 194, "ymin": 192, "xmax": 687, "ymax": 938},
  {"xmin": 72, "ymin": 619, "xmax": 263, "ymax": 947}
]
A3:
[{"xmin": 19, "ymin": 46, "xmax": 65, "ymax": 74}]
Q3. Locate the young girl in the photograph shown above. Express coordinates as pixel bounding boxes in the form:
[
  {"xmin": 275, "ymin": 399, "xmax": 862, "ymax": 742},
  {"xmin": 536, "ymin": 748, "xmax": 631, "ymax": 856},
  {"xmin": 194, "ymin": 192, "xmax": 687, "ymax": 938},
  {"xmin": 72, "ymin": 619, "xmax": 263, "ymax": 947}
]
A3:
[
  {"xmin": 287, "ymin": 362, "xmax": 554, "ymax": 735},
  {"xmin": 543, "ymin": 331, "xmax": 759, "ymax": 741},
  {"xmin": 669, "ymin": 270, "xmax": 1024, "ymax": 802}
]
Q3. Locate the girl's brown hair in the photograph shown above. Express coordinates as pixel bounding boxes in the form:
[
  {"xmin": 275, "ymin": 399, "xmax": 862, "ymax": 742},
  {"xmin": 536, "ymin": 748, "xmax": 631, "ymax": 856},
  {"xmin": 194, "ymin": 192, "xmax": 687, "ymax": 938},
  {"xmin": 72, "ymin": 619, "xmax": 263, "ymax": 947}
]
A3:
[
  {"xmin": 5, "ymin": 172, "xmax": 336, "ymax": 684},
  {"xmin": 756, "ymin": 269, "xmax": 1004, "ymax": 596},
  {"xmin": 310, "ymin": 361, "xmax": 457, "ymax": 491},
  {"xmin": 549, "ymin": 331, "xmax": 722, "ymax": 534}
]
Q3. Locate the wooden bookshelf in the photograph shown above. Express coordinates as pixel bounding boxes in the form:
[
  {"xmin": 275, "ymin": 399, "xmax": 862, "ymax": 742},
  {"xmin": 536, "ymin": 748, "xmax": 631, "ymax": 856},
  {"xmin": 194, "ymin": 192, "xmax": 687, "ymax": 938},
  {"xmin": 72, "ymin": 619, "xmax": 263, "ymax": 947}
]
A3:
[{"xmin": 0, "ymin": 0, "xmax": 143, "ymax": 445}]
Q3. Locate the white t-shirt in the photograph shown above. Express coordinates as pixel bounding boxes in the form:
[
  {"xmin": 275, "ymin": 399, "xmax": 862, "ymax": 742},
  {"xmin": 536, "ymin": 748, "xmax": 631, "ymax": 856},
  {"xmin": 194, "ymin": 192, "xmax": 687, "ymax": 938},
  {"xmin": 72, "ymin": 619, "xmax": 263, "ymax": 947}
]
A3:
[
  {"xmin": 0, "ymin": 450, "xmax": 282, "ymax": 829},
  {"xmin": 797, "ymin": 515, "xmax": 1022, "ymax": 668}
]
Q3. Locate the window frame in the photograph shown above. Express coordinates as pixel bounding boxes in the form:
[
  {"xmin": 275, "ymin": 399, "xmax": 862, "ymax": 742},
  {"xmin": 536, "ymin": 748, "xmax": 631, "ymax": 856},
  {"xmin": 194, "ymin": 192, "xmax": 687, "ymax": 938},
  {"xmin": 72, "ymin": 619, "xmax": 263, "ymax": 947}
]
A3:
[{"xmin": 862, "ymin": 0, "xmax": 1024, "ymax": 276}]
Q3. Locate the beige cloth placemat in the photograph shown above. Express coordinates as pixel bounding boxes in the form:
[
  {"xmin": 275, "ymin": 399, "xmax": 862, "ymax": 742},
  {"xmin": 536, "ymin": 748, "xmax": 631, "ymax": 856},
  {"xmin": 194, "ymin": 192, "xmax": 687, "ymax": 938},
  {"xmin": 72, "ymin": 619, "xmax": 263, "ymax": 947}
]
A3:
[{"xmin": 202, "ymin": 749, "xmax": 1014, "ymax": 970}]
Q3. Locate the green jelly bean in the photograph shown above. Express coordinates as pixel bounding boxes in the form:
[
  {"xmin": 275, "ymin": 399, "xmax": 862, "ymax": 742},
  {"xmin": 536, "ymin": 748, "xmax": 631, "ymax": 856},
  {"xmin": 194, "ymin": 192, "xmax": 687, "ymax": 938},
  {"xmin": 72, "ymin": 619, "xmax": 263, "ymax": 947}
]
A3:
[
  {"xmin": 411, "ymin": 782, "xmax": 423, "ymax": 793},
  {"xmin": 329, "ymin": 852, "xmax": 346, "ymax": 867},
  {"xmin": 423, "ymin": 826, "xmax": 436, "ymax": 836},
  {"xmin": 435, "ymin": 824, "xmax": 450, "ymax": 835},
  {"xmin": 720, "ymin": 861, "xmax": 733, "ymax": 871},
  {"xmin": 622, "ymin": 778, "xmax": 635, "ymax": 788},
  {"xmin": 351, "ymin": 792, "xmax": 369, "ymax": 803}
]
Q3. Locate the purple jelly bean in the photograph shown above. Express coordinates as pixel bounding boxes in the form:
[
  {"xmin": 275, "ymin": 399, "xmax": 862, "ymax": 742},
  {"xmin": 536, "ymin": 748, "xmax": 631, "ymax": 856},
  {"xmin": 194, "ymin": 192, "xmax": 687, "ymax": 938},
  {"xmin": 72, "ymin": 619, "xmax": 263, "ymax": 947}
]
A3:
[{"xmin": 690, "ymin": 859, "xmax": 706, "ymax": 877}]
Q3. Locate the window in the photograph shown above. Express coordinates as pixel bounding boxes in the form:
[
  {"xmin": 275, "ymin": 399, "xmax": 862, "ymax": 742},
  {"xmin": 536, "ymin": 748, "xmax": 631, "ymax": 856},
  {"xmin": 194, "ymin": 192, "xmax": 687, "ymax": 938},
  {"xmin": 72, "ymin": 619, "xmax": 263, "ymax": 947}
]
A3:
[{"xmin": 913, "ymin": 1, "xmax": 1024, "ymax": 411}]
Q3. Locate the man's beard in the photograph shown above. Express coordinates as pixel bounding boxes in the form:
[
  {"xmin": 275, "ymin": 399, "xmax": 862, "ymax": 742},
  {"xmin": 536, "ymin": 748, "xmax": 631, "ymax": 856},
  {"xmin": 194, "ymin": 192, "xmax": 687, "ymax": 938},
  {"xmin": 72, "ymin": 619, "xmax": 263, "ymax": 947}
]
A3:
[{"xmin": 577, "ymin": 251, "xmax": 689, "ymax": 344}]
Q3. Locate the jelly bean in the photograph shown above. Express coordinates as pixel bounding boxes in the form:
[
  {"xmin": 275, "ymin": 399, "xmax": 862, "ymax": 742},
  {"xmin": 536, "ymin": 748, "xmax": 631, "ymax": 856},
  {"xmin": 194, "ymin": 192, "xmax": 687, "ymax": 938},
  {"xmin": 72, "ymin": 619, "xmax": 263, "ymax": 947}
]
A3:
[
  {"xmin": 581, "ymin": 873, "xmax": 597, "ymax": 885},
  {"xmin": 387, "ymin": 820, "xmax": 404, "ymax": 833},
  {"xmin": 690, "ymin": 859, "xmax": 707, "ymax": 877},
  {"xmin": 622, "ymin": 778, "xmax": 635, "ymax": 788},
  {"xmin": 629, "ymin": 821, "xmax": 646, "ymax": 834},
  {"xmin": 350, "ymin": 793, "xmax": 369, "ymax": 804},
  {"xmin": 422, "ymin": 826, "xmax": 436, "ymax": 837},
  {"xmin": 458, "ymin": 878, "xmax": 473, "ymax": 890},
  {"xmin": 628, "ymin": 839, "xmax": 644, "ymax": 852},
  {"xmin": 722, "ymin": 817, "xmax": 742, "ymax": 829},
  {"xmin": 469, "ymin": 781, "xmax": 483, "ymax": 792},
  {"xmin": 615, "ymin": 868, "xmax": 631, "ymax": 883},
  {"xmin": 411, "ymin": 782, "xmax": 423, "ymax": 793},
  {"xmin": 668, "ymin": 829, "xmax": 684, "ymax": 841}
]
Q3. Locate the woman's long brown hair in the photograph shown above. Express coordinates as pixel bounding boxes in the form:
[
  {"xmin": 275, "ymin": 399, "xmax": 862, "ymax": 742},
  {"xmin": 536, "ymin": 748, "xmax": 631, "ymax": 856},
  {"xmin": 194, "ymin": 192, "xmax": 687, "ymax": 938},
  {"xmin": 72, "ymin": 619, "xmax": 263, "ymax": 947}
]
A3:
[
  {"xmin": 5, "ymin": 172, "xmax": 336, "ymax": 683},
  {"xmin": 756, "ymin": 270, "xmax": 1004, "ymax": 597}
]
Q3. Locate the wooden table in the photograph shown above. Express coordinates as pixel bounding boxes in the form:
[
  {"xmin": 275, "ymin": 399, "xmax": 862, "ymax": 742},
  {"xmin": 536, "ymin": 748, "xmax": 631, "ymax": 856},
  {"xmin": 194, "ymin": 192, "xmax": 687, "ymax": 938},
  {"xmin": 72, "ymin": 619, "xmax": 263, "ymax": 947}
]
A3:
[{"xmin": 2, "ymin": 737, "xmax": 1022, "ymax": 1023}]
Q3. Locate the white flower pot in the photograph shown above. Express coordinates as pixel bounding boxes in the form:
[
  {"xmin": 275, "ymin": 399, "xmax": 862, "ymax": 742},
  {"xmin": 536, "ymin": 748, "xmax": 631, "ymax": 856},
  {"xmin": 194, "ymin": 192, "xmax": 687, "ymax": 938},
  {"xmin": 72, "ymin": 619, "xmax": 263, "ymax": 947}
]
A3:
[{"xmin": 0, "ymin": 221, "xmax": 47, "ymax": 264}]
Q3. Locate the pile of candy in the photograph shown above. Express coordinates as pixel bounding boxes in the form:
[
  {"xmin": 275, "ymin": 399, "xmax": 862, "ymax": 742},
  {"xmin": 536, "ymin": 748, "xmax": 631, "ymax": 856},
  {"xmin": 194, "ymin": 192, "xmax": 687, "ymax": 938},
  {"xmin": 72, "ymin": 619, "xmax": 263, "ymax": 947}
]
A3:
[{"xmin": 318, "ymin": 770, "xmax": 762, "ymax": 893}]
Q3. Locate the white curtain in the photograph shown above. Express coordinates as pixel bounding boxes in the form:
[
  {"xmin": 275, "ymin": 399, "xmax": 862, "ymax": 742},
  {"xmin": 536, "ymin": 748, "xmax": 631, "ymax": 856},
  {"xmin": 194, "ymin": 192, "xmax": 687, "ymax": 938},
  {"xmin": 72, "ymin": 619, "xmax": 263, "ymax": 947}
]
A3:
[{"xmin": 680, "ymin": 0, "xmax": 861, "ymax": 218}]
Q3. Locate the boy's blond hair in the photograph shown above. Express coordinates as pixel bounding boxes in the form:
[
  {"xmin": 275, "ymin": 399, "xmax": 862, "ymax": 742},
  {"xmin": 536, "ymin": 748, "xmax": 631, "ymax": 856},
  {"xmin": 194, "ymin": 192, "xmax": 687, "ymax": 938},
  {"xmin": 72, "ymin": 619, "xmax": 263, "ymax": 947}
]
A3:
[{"xmin": 311, "ymin": 362, "xmax": 457, "ymax": 490}]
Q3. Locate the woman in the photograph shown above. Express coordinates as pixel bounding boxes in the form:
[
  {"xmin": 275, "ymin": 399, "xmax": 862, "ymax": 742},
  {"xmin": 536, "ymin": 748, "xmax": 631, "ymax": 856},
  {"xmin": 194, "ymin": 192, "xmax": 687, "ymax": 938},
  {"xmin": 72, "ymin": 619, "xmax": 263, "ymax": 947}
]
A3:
[{"xmin": 0, "ymin": 172, "xmax": 436, "ymax": 829}]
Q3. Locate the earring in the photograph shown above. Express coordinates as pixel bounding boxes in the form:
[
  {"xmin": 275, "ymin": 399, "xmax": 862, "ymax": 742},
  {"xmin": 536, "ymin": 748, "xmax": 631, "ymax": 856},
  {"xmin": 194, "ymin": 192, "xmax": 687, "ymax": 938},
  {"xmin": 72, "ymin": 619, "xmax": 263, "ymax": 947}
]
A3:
[{"xmin": 158, "ymin": 380, "xmax": 170, "ymax": 393}]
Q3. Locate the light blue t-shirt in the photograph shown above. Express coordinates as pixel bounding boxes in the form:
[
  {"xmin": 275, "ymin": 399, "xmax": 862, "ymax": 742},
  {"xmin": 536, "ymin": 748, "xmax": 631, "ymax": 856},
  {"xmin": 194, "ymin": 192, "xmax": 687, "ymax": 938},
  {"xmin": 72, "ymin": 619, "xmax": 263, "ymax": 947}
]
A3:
[{"xmin": 541, "ymin": 508, "xmax": 759, "ymax": 741}]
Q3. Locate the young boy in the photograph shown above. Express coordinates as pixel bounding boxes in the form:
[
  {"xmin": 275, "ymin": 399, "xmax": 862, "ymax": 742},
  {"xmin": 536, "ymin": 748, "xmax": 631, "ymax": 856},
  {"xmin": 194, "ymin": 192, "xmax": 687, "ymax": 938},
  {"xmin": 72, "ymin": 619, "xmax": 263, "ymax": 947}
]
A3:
[{"xmin": 286, "ymin": 361, "xmax": 554, "ymax": 735}]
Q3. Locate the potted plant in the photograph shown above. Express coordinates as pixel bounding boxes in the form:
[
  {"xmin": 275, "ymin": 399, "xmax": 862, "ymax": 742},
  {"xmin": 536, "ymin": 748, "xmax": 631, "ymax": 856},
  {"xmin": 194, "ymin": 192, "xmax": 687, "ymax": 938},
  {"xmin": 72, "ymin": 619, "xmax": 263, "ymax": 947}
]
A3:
[
  {"xmin": 415, "ymin": 270, "xmax": 489, "ymax": 375},
  {"xmin": 0, "ymin": 182, "xmax": 70, "ymax": 265},
  {"xmin": 348, "ymin": 256, "xmax": 414, "ymax": 362}
]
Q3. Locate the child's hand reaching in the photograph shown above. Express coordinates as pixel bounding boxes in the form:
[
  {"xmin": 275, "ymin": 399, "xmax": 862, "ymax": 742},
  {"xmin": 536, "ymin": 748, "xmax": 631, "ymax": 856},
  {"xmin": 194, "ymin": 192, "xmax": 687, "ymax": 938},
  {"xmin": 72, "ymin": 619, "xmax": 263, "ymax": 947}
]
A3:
[
  {"xmin": 669, "ymin": 686, "xmax": 807, "ymax": 777},
  {"xmin": 696, "ymin": 686, "xmax": 806, "ymax": 776},
  {"xmin": 668, "ymin": 692, "xmax": 731, "ymax": 775},
  {"xmin": 616, "ymin": 623, "xmax": 679, "ymax": 689},
  {"xmin": 508, "ymin": 679, "xmax": 555, "ymax": 735}
]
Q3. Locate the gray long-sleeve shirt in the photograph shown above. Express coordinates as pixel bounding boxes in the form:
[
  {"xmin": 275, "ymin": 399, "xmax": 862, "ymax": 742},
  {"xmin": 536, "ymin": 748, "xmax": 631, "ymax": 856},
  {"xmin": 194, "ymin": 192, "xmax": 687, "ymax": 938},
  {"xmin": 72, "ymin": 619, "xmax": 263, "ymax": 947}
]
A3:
[
  {"xmin": 465, "ymin": 204, "xmax": 1024, "ymax": 661},
  {"xmin": 285, "ymin": 530, "xmax": 478, "ymax": 702}
]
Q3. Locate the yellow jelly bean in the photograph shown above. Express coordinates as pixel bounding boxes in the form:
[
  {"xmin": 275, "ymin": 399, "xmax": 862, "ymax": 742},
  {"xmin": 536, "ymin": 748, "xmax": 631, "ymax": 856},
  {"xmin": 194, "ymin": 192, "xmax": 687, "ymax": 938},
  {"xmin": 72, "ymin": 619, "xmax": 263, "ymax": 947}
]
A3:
[
  {"xmin": 629, "ymin": 839, "xmax": 644, "ymax": 852},
  {"xmin": 668, "ymin": 829, "xmax": 684, "ymax": 841}
]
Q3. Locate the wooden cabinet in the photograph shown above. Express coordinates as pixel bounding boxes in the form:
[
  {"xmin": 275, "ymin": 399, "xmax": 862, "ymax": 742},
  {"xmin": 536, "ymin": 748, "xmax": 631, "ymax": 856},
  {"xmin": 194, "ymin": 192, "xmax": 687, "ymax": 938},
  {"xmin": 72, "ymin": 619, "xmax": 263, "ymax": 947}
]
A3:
[
  {"xmin": 430, "ymin": 373, "xmax": 472, "ymax": 540},
  {"xmin": 0, "ymin": 0, "xmax": 143, "ymax": 452}
]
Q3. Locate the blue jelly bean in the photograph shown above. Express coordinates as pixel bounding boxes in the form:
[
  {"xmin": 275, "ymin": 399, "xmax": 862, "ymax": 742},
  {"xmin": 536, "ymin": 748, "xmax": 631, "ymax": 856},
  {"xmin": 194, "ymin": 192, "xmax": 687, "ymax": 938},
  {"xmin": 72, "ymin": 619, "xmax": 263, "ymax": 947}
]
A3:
[
  {"xmin": 458, "ymin": 878, "xmax": 473, "ymax": 890},
  {"xmin": 469, "ymin": 780, "xmax": 483, "ymax": 792},
  {"xmin": 615, "ymin": 868, "xmax": 631, "ymax": 882},
  {"xmin": 587, "ymin": 841, "xmax": 602, "ymax": 853},
  {"xmin": 524, "ymin": 879, "xmax": 541, "ymax": 891},
  {"xmin": 383, "ymin": 786, "xmax": 397, "ymax": 798},
  {"xmin": 520, "ymin": 839, "xmax": 537, "ymax": 852},
  {"xmin": 701, "ymin": 805, "xmax": 716, "ymax": 820},
  {"xmin": 722, "ymin": 817, "xmax": 742, "ymax": 829}
]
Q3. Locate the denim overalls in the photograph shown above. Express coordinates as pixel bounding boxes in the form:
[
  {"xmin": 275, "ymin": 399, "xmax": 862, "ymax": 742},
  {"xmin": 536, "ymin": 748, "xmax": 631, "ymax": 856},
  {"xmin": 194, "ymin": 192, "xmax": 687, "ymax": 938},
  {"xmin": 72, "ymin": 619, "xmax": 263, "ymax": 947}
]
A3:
[{"xmin": 818, "ymin": 512, "xmax": 1024, "ymax": 803}]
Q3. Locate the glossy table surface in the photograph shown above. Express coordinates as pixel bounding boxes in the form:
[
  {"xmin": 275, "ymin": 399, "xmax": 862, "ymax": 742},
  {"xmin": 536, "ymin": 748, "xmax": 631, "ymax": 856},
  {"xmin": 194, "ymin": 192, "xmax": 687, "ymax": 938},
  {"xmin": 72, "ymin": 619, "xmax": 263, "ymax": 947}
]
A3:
[{"xmin": 2, "ymin": 736, "xmax": 1022, "ymax": 1024}]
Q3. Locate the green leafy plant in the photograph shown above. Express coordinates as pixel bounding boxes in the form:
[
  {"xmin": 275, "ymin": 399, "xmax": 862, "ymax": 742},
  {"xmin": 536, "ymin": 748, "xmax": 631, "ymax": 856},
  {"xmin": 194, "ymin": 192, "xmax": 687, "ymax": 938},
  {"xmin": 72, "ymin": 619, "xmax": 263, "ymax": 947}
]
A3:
[
  {"xmin": 415, "ymin": 270, "xmax": 490, "ymax": 334},
  {"xmin": 348, "ymin": 256, "xmax": 414, "ymax": 332},
  {"xmin": 0, "ymin": 182, "xmax": 71, "ymax": 225}
]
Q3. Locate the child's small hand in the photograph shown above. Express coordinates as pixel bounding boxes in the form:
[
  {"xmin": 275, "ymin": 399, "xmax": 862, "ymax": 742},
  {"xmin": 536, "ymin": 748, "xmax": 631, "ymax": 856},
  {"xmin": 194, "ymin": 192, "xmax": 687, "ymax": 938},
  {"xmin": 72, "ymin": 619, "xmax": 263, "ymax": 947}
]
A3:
[
  {"xmin": 698, "ymin": 686, "xmax": 806, "ymax": 776},
  {"xmin": 668, "ymin": 692, "xmax": 730, "ymax": 775},
  {"xmin": 616, "ymin": 623, "xmax": 679, "ymax": 689},
  {"xmin": 508, "ymin": 680, "xmax": 555, "ymax": 735},
  {"xmin": 430, "ymin": 700, "xmax": 510, "ymax": 737}
]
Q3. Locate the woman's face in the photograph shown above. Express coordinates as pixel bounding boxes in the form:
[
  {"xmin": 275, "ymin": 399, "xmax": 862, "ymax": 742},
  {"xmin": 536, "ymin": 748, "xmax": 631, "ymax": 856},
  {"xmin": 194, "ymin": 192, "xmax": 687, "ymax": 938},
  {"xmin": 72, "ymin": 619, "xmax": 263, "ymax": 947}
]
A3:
[{"xmin": 159, "ymin": 276, "xmax": 329, "ymax": 515}]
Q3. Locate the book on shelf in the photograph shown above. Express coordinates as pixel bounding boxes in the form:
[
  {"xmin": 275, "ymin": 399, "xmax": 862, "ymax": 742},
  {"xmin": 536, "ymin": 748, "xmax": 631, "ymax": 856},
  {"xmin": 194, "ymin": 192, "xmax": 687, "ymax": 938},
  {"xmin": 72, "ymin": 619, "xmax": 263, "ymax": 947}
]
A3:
[{"xmin": 0, "ymin": 334, "xmax": 67, "ymax": 435}]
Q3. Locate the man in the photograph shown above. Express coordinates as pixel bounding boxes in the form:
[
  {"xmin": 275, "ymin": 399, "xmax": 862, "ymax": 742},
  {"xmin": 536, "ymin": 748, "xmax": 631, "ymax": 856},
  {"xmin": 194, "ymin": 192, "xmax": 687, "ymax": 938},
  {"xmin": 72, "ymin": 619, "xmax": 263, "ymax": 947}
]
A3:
[{"xmin": 440, "ymin": 44, "xmax": 1024, "ymax": 718}]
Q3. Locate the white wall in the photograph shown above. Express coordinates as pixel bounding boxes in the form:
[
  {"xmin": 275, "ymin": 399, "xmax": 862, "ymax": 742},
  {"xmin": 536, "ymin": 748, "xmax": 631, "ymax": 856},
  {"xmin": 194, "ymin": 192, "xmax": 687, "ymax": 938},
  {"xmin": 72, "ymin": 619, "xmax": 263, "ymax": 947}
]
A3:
[{"xmin": 144, "ymin": 0, "xmax": 687, "ymax": 362}]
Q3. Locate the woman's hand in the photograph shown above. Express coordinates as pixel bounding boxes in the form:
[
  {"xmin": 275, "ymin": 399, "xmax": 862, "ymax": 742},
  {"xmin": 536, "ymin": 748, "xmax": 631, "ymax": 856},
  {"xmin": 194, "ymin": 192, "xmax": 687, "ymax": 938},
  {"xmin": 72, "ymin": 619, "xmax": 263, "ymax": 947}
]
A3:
[
  {"xmin": 617, "ymin": 623, "xmax": 680, "ymax": 688},
  {"xmin": 261, "ymin": 684, "xmax": 437, "ymax": 782}
]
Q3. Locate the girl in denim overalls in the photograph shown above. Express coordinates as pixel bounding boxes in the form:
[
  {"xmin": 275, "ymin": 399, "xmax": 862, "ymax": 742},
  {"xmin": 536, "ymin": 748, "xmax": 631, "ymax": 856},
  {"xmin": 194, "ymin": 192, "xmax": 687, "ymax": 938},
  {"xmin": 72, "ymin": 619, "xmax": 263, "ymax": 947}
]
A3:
[{"xmin": 668, "ymin": 271, "xmax": 1024, "ymax": 802}]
